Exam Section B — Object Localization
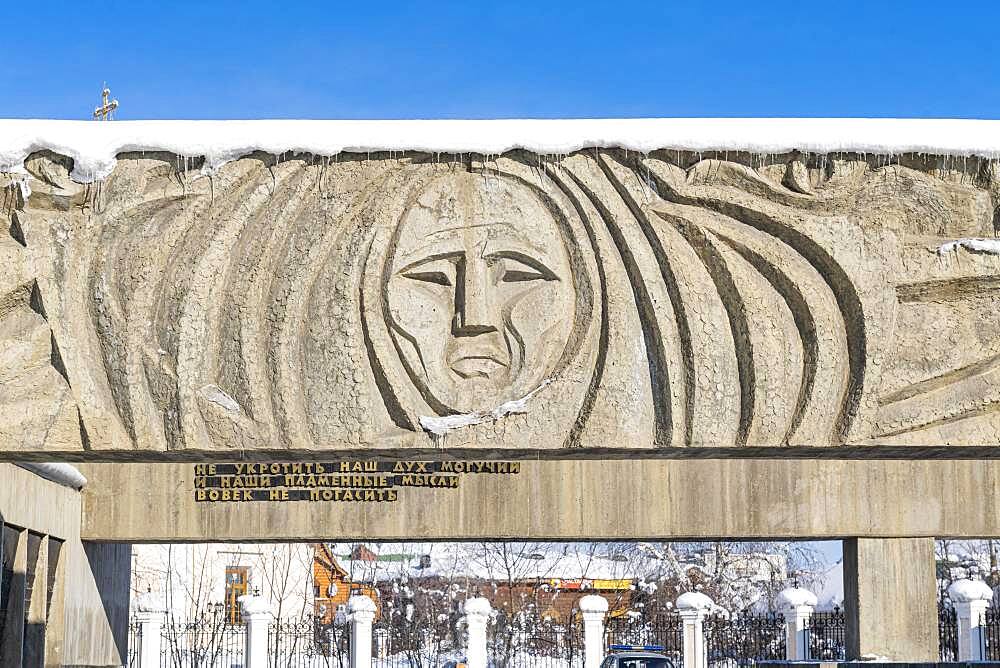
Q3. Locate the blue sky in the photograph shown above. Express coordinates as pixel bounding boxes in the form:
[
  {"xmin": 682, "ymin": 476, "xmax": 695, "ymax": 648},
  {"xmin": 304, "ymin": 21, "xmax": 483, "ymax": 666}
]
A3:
[{"xmin": 5, "ymin": 1, "xmax": 1000, "ymax": 119}]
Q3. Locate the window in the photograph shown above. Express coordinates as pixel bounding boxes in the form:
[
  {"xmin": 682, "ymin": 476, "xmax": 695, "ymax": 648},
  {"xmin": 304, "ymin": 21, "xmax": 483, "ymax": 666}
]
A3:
[{"xmin": 224, "ymin": 566, "xmax": 249, "ymax": 625}]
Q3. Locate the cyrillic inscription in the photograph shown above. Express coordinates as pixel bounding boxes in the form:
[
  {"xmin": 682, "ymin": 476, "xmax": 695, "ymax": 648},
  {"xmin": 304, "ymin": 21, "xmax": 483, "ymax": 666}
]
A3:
[{"xmin": 193, "ymin": 461, "xmax": 519, "ymax": 503}]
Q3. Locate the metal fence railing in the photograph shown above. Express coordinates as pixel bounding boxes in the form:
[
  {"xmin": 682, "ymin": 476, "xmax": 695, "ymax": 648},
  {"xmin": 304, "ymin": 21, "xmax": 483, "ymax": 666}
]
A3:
[
  {"xmin": 269, "ymin": 619, "xmax": 350, "ymax": 668},
  {"xmin": 128, "ymin": 606, "xmax": 853, "ymax": 667},
  {"xmin": 160, "ymin": 616, "xmax": 245, "ymax": 668},
  {"xmin": 938, "ymin": 606, "xmax": 958, "ymax": 662},
  {"xmin": 127, "ymin": 619, "xmax": 141, "ymax": 668},
  {"xmin": 982, "ymin": 606, "xmax": 1000, "ymax": 661},
  {"xmin": 803, "ymin": 609, "xmax": 845, "ymax": 661},
  {"xmin": 490, "ymin": 619, "xmax": 584, "ymax": 668},
  {"xmin": 703, "ymin": 612, "xmax": 785, "ymax": 667},
  {"xmin": 604, "ymin": 614, "xmax": 683, "ymax": 665},
  {"xmin": 378, "ymin": 624, "xmax": 459, "ymax": 668}
]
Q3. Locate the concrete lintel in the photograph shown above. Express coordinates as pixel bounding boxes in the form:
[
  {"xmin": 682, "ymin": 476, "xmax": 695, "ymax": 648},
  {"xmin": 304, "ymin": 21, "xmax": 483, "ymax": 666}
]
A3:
[{"xmin": 78, "ymin": 458, "xmax": 1000, "ymax": 541}]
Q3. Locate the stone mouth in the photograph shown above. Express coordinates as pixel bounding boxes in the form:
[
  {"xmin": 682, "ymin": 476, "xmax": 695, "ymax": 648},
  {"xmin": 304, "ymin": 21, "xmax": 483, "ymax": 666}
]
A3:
[{"xmin": 449, "ymin": 355, "xmax": 507, "ymax": 379}]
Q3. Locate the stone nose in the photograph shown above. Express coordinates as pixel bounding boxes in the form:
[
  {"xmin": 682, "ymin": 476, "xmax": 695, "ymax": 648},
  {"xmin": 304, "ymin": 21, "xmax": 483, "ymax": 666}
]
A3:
[{"xmin": 453, "ymin": 256, "xmax": 499, "ymax": 335}]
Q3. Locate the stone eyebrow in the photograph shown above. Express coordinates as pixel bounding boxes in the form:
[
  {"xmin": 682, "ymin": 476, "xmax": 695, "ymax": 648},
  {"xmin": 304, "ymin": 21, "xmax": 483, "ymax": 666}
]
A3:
[{"xmin": 423, "ymin": 222, "xmax": 517, "ymax": 237}]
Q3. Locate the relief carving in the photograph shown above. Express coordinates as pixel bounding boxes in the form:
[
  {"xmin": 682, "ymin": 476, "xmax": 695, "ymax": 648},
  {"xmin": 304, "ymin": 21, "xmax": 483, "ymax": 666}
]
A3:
[{"xmin": 3, "ymin": 149, "xmax": 1000, "ymax": 452}]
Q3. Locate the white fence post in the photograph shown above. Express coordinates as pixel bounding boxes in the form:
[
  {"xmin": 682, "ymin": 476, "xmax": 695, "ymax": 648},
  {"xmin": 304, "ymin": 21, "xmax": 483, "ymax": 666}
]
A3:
[
  {"xmin": 464, "ymin": 597, "xmax": 493, "ymax": 668},
  {"xmin": 240, "ymin": 594, "xmax": 273, "ymax": 668},
  {"xmin": 349, "ymin": 595, "xmax": 377, "ymax": 668},
  {"xmin": 134, "ymin": 590, "xmax": 164, "ymax": 668},
  {"xmin": 580, "ymin": 594, "xmax": 609, "ymax": 668},
  {"xmin": 776, "ymin": 586, "xmax": 817, "ymax": 661},
  {"xmin": 949, "ymin": 579, "xmax": 993, "ymax": 661},
  {"xmin": 676, "ymin": 592, "xmax": 712, "ymax": 668}
]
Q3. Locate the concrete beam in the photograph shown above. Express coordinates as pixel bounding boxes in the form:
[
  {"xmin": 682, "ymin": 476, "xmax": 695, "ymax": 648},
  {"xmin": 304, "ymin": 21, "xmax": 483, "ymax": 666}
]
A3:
[{"xmin": 79, "ymin": 458, "xmax": 1000, "ymax": 541}]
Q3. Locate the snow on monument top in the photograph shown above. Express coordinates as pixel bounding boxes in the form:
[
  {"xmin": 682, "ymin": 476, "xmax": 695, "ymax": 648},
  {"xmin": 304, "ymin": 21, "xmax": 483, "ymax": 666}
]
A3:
[
  {"xmin": 2, "ymin": 118, "xmax": 1000, "ymax": 183},
  {"xmin": 777, "ymin": 586, "xmax": 819, "ymax": 610},
  {"xmin": 947, "ymin": 578, "xmax": 994, "ymax": 603}
]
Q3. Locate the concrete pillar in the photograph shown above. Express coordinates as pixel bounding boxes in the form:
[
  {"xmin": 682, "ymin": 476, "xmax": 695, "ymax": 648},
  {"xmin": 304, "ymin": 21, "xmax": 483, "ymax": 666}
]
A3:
[
  {"xmin": 776, "ymin": 586, "xmax": 816, "ymax": 661},
  {"xmin": 1, "ymin": 527, "xmax": 27, "ymax": 668},
  {"xmin": 23, "ymin": 532, "xmax": 46, "ymax": 668},
  {"xmin": 348, "ymin": 594, "xmax": 377, "ymax": 668},
  {"xmin": 134, "ymin": 590, "xmax": 165, "ymax": 668},
  {"xmin": 464, "ymin": 597, "xmax": 492, "ymax": 668},
  {"xmin": 240, "ymin": 594, "xmax": 274, "ymax": 668},
  {"xmin": 43, "ymin": 537, "xmax": 66, "ymax": 668},
  {"xmin": 843, "ymin": 537, "xmax": 937, "ymax": 661},
  {"xmin": 948, "ymin": 578, "xmax": 993, "ymax": 661},
  {"xmin": 676, "ymin": 592, "xmax": 712, "ymax": 668},
  {"xmin": 580, "ymin": 594, "xmax": 609, "ymax": 668}
]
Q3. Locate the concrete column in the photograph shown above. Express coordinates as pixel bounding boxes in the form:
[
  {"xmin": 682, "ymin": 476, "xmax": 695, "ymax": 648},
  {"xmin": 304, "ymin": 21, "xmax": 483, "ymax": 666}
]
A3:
[
  {"xmin": 43, "ymin": 537, "xmax": 66, "ymax": 668},
  {"xmin": 843, "ymin": 537, "xmax": 937, "ymax": 661},
  {"xmin": 240, "ymin": 594, "xmax": 274, "ymax": 668},
  {"xmin": 948, "ymin": 579, "xmax": 993, "ymax": 661},
  {"xmin": 23, "ymin": 532, "xmax": 46, "ymax": 668},
  {"xmin": 676, "ymin": 592, "xmax": 712, "ymax": 668},
  {"xmin": 1, "ymin": 527, "xmax": 27, "ymax": 668},
  {"xmin": 81, "ymin": 541, "xmax": 132, "ymax": 664},
  {"xmin": 134, "ymin": 590, "xmax": 165, "ymax": 668},
  {"xmin": 776, "ymin": 586, "xmax": 816, "ymax": 661},
  {"xmin": 580, "ymin": 594, "xmax": 609, "ymax": 668},
  {"xmin": 464, "ymin": 597, "xmax": 492, "ymax": 668},
  {"xmin": 348, "ymin": 594, "xmax": 377, "ymax": 668}
]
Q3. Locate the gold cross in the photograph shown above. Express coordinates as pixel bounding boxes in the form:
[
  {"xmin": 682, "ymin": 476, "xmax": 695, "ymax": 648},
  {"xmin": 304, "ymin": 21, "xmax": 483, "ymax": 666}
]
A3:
[{"xmin": 93, "ymin": 85, "xmax": 119, "ymax": 121}]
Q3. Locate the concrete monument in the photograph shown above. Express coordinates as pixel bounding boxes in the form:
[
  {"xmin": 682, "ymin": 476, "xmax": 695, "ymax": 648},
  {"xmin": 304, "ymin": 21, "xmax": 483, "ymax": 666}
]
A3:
[
  {"xmin": 4, "ymin": 147, "xmax": 1000, "ymax": 453},
  {"xmin": 4, "ymin": 118, "xmax": 1000, "ymax": 662}
]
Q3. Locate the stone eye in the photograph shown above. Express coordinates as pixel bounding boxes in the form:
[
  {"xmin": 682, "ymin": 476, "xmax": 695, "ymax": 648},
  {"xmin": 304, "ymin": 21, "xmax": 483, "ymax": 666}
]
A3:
[
  {"xmin": 403, "ymin": 270, "xmax": 452, "ymax": 286},
  {"xmin": 494, "ymin": 253, "xmax": 558, "ymax": 284},
  {"xmin": 501, "ymin": 268, "xmax": 547, "ymax": 283}
]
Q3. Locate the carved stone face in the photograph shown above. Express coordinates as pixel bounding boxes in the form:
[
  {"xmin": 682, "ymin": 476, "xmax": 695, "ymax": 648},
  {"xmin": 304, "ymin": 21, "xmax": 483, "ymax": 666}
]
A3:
[{"xmin": 386, "ymin": 172, "xmax": 575, "ymax": 414}]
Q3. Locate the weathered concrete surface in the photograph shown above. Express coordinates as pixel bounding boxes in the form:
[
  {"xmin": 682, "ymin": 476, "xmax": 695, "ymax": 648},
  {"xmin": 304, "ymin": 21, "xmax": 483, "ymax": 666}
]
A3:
[
  {"xmin": 79, "ymin": 458, "xmax": 1000, "ymax": 541},
  {"xmin": 0, "ymin": 464, "xmax": 129, "ymax": 667},
  {"xmin": 4, "ymin": 150, "xmax": 1000, "ymax": 455},
  {"xmin": 844, "ymin": 538, "xmax": 938, "ymax": 661}
]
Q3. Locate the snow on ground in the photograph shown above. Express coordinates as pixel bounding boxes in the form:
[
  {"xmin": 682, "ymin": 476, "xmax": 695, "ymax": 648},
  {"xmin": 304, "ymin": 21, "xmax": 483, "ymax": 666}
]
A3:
[{"xmin": 3, "ymin": 118, "xmax": 1000, "ymax": 182}]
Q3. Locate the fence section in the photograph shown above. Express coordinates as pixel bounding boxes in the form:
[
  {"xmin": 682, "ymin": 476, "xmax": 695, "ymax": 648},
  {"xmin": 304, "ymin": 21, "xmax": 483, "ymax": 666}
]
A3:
[
  {"xmin": 983, "ymin": 606, "xmax": 1000, "ymax": 661},
  {"xmin": 937, "ymin": 606, "xmax": 958, "ymax": 662},
  {"xmin": 703, "ymin": 612, "xmax": 785, "ymax": 666},
  {"xmin": 371, "ymin": 621, "xmax": 462, "ymax": 668},
  {"xmin": 160, "ymin": 616, "xmax": 245, "ymax": 668},
  {"xmin": 490, "ymin": 619, "xmax": 584, "ymax": 668},
  {"xmin": 269, "ymin": 619, "xmax": 350, "ymax": 668},
  {"xmin": 604, "ymin": 613, "xmax": 683, "ymax": 664},
  {"xmin": 803, "ymin": 610, "xmax": 845, "ymax": 661},
  {"xmin": 128, "ymin": 620, "xmax": 142, "ymax": 668}
]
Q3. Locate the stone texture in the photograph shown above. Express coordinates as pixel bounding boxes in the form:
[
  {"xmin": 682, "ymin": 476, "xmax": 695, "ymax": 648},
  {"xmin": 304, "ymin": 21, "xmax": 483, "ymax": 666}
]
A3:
[{"xmin": 2, "ymin": 150, "xmax": 1000, "ymax": 454}]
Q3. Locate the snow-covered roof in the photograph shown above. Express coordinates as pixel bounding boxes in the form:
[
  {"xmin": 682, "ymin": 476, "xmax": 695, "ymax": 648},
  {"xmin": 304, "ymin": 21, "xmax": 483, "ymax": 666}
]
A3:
[
  {"xmin": 331, "ymin": 543, "xmax": 650, "ymax": 584},
  {"xmin": 2, "ymin": 118, "xmax": 1000, "ymax": 183},
  {"xmin": 814, "ymin": 560, "xmax": 844, "ymax": 611}
]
